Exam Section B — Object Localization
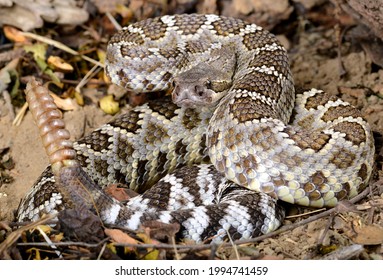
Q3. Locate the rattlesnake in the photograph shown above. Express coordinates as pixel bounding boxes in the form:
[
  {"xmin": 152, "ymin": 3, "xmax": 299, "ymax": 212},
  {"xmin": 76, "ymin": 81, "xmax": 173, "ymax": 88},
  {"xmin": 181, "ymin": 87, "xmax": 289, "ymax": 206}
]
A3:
[{"xmin": 16, "ymin": 14, "xmax": 375, "ymax": 243}]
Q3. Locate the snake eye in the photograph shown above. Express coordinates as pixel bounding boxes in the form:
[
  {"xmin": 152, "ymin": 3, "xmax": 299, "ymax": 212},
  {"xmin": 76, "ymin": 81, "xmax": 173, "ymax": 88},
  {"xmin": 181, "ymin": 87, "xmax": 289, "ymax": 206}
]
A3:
[{"xmin": 206, "ymin": 80, "xmax": 212, "ymax": 89}]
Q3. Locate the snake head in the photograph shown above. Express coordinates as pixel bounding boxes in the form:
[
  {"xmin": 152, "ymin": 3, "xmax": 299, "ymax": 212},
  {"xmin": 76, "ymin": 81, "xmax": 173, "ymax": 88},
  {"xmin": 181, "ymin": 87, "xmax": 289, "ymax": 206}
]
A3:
[{"xmin": 171, "ymin": 62, "xmax": 233, "ymax": 108}]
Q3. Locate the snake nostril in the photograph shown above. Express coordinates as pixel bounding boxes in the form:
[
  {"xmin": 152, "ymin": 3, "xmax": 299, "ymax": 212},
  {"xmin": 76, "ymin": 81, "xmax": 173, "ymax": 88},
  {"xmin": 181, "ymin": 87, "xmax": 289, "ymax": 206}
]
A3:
[{"xmin": 195, "ymin": 86, "xmax": 205, "ymax": 97}]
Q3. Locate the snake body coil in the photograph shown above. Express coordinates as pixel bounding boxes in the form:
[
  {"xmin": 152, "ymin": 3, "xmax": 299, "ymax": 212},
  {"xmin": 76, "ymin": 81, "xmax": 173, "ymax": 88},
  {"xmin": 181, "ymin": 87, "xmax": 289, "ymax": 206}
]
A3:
[{"xmin": 17, "ymin": 14, "xmax": 375, "ymax": 243}]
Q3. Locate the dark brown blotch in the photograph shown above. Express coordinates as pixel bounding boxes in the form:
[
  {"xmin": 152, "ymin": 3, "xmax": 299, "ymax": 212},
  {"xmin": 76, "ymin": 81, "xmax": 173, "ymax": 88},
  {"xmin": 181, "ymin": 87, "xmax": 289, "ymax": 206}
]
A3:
[
  {"xmin": 342, "ymin": 182, "xmax": 351, "ymax": 193},
  {"xmin": 304, "ymin": 91, "xmax": 337, "ymax": 110},
  {"xmin": 329, "ymin": 148, "xmax": 356, "ymax": 169},
  {"xmin": 322, "ymin": 105, "xmax": 362, "ymax": 122},
  {"xmin": 77, "ymin": 131, "xmax": 110, "ymax": 152},
  {"xmin": 175, "ymin": 139, "xmax": 187, "ymax": 158},
  {"xmin": 212, "ymin": 16, "xmax": 246, "ymax": 36},
  {"xmin": 158, "ymin": 47, "xmax": 184, "ymax": 60},
  {"xmin": 109, "ymin": 29, "xmax": 145, "ymax": 45},
  {"xmin": 174, "ymin": 14, "xmax": 207, "ymax": 35},
  {"xmin": 308, "ymin": 190, "xmax": 322, "ymax": 201},
  {"xmin": 242, "ymin": 30, "xmax": 279, "ymax": 51},
  {"xmin": 110, "ymin": 110, "xmax": 142, "ymax": 133},
  {"xmin": 358, "ymin": 163, "xmax": 369, "ymax": 181},
  {"xmin": 147, "ymin": 98, "xmax": 179, "ymax": 119},
  {"xmin": 182, "ymin": 108, "xmax": 201, "ymax": 130},
  {"xmin": 94, "ymin": 158, "xmax": 110, "ymax": 177},
  {"xmin": 283, "ymin": 127, "xmax": 330, "ymax": 152},
  {"xmin": 332, "ymin": 122, "xmax": 366, "ymax": 146},
  {"xmin": 230, "ymin": 96, "xmax": 276, "ymax": 123},
  {"xmin": 310, "ymin": 171, "xmax": 327, "ymax": 186},
  {"xmin": 248, "ymin": 48, "xmax": 290, "ymax": 77},
  {"xmin": 116, "ymin": 139, "xmax": 134, "ymax": 162},
  {"xmin": 303, "ymin": 182, "xmax": 315, "ymax": 193},
  {"xmin": 335, "ymin": 189, "xmax": 348, "ymax": 201},
  {"xmin": 136, "ymin": 159, "xmax": 149, "ymax": 188},
  {"xmin": 232, "ymin": 71, "xmax": 282, "ymax": 101},
  {"xmin": 140, "ymin": 17, "xmax": 168, "ymax": 40}
]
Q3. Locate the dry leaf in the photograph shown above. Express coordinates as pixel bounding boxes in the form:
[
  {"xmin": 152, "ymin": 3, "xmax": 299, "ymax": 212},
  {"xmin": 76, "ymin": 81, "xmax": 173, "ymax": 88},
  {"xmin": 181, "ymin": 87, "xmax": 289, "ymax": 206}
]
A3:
[
  {"xmin": 143, "ymin": 248, "xmax": 159, "ymax": 260},
  {"xmin": 26, "ymin": 248, "xmax": 42, "ymax": 260},
  {"xmin": 136, "ymin": 231, "xmax": 161, "ymax": 260},
  {"xmin": 47, "ymin": 56, "xmax": 74, "ymax": 73},
  {"xmin": 50, "ymin": 93, "xmax": 78, "ymax": 111},
  {"xmin": 104, "ymin": 184, "xmax": 132, "ymax": 202},
  {"xmin": 107, "ymin": 243, "xmax": 117, "ymax": 254},
  {"xmin": 99, "ymin": 95, "xmax": 120, "ymax": 114},
  {"xmin": 104, "ymin": 228, "xmax": 139, "ymax": 245},
  {"xmin": 33, "ymin": 225, "xmax": 51, "ymax": 235},
  {"xmin": 97, "ymin": 49, "xmax": 106, "ymax": 65},
  {"xmin": 70, "ymin": 88, "xmax": 84, "ymax": 106},
  {"xmin": 141, "ymin": 220, "xmax": 181, "ymax": 241},
  {"xmin": 350, "ymin": 224, "xmax": 383, "ymax": 245},
  {"xmin": 3, "ymin": 25, "xmax": 28, "ymax": 43},
  {"xmin": 51, "ymin": 232, "xmax": 64, "ymax": 242}
]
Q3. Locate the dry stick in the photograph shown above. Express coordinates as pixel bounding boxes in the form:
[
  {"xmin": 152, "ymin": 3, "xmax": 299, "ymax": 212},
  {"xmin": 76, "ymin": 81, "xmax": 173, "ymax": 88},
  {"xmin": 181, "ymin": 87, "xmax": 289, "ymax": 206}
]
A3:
[
  {"xmin": 12, "ymin": 101, "xmax": 28, "ymax": 126},
  {"xmin": 226, "ymin": 230, "xmax": 240, "ymax": 260},
  {"xmin": 13, "ymin": 33, "xmax": 104, "ymax": 126},
  {"xmin": 96, "ymin": 242, "xmax": 108, "ymax": 260},
  {"xmin": 21, "ymin": 32, "xmax": 104, "ymax": 68},
  {"xmin": 316, "ymin": 215, "xmax": 334, "ymax": 246},
  {"xmin": 36, "ymin": 226, "xmax": 63, "ymax": 259},
  {"xmin": 105, "ymin": 12, "xmax": 122, "ymax": 31},
  {"xmin": 170, "ymin": 236, "xmax": 181, "ymax": 260},
  {"xmin": 75, "ymin": 64, "xmax": 102, "ymax": 93},
  {"xmin": 285, "ymin": 207, "xmax": 326, "ymax": 219},
  {"xmin": 320, "ymin": 244, "xmax": 364, "ymax": 260},
  {"xmin": 0, "ymin": 214, "xmax": 57, "ymax": 257}
]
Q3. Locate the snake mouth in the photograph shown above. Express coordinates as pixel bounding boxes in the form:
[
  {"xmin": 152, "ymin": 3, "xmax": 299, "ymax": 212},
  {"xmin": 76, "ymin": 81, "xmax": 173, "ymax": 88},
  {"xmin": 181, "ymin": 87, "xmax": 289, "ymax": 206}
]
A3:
[{"xmin": 174, "ymin": 98, "xmax": 206, "ymax": 108}]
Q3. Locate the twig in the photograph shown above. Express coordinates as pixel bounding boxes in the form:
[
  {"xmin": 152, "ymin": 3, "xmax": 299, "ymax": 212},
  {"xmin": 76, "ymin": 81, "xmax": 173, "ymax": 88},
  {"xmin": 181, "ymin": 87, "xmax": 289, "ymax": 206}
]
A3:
[
  {"xmin": 316, "ymin": 215, "xmax": 334, "ymax": 245},
  {"xmin": 170, "ymin": 236, "xmax": 180, "ymax": 260},
  {"xmin": 97, "ymin": 242, "xmax": 108, "ymax": 260},
  {"xmin": 319, "ymin": 244, "xmax": 364, "ymax": 260},
  {"xmin": 12, "ymin": 101, "xmax": 28, "ymax": 126},
  {"xmin": 226, "ymin": 230, "xmax": 240, "ymax": 260},
  {"xmin": 16, "ymin": 238, "xmax": 110, "ymax": 248},
  {"xmin": 285, "ymin": 207, "xmax": 326, "ymax": 219},
  {"xmin": 0, "ymin": 214, "xmax": 57, "ymax": 258},
  {"xmin": 21, "ymin": 32, "xmax": 104, "ymax": 68},
  {"xmin": 36, "ymin": 226, "xmax": 63, "ymax": 259},
  {"xmin": 75, "ymin": 64, "xmax": 102, "ymax": 93},
  {"xmin": 106, "ymin": 12, "xmax": 122, "ymax": 31},
  {"xmin": 209, "ymin": 243, "xmax": 218, "ymax": 260}
]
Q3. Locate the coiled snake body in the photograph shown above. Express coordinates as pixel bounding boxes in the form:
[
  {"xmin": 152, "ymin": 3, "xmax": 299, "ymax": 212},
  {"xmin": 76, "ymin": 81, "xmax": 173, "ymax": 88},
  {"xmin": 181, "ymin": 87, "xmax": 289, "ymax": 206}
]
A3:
[{"xmin": 17, "ymin": 14, "xmax": 375, "ymax": 243}]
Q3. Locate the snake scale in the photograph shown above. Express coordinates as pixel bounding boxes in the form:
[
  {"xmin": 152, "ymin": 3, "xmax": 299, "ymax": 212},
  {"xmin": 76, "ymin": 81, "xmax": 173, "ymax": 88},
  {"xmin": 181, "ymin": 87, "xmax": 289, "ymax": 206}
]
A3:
[{"xmin": 16, "ymin": 14, "xmax": 375, "ymax": 243}]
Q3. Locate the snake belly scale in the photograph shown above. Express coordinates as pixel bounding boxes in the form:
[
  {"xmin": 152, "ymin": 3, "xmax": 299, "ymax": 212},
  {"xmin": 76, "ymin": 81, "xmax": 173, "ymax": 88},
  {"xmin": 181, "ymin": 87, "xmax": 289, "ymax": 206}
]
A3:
[{"xmin": 16, "ymin": 14, "xmax": 375, "ymax": 243}]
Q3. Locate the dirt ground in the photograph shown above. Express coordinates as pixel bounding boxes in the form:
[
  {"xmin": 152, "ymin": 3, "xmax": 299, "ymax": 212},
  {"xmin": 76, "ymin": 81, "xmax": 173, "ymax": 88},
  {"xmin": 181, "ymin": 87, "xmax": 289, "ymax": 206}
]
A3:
[{"xmin": 0, "ymin": 1, "xmax": 383, "ymax": 259}]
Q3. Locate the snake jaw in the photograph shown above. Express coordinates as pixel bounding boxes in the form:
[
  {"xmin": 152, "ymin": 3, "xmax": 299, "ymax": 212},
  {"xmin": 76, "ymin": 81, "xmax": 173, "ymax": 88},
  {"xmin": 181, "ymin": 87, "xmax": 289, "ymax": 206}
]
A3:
[
  {"xmin": 172, "ymin": 82, "xmax": 218, "ymax": 108},
  {"xmin": 171, "ymin": 62, "xmax": 234, "ymax": 108}
]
